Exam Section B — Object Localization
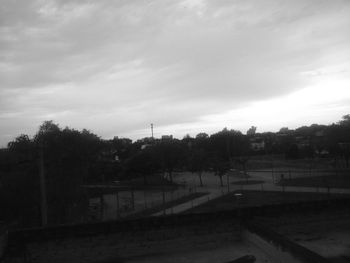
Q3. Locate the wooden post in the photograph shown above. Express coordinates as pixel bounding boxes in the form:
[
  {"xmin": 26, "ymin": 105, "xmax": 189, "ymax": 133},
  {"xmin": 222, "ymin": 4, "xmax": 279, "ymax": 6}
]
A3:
[
  {"xmin": 116, "ymin": 191, "xmax": 120, "ymax": 219},
  {"xmin": 100, "ymin": 191, "xmax": 104, "ymax": 221},
  {"xmin": 171, "ymin": 190, "xmax": 174, "ymax": 214},
  {"xmin": 131, "ymin": 188, "xmax": 135, "ymax": 210},
  {"xmin": 327, "ymin": 186, "xmax": 330, "ymax": 198},
  {"xmin": 271, "ymin": 156, "xmax": 275, "ymax": 183},
  {"xmin": 144, "ymin": 190, "xmax": 147, "ymax": 209},
  {"xmin": 309, "ymin": 165, "xmax": 312, "ymax": 177},
  {"xmin": 162, "ymin": 187, "xmax": 166, "ymax": 216},
  {"xmin": 39, "ymin": 145, "xmax": 48, "ymax": 226},
  {"xmin": 227, "ymin": 173, "xmax": 230, "ymax": 193},
  {"xmin": 288, "ymin": 169, "xmax": 291, "ymax": 180}
]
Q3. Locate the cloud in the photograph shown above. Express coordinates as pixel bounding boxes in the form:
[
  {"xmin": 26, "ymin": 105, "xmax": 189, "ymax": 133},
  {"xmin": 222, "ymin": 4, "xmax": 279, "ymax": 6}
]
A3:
[{"xmin": 1, "ymin": 0, "xmax": 350, "ymax": 145}]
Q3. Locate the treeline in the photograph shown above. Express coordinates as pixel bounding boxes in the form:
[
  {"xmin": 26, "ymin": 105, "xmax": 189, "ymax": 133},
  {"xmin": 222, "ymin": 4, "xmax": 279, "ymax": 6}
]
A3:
[{"xmin": 0, "ymin": 115, "xmax": 350, "ymax": 227}]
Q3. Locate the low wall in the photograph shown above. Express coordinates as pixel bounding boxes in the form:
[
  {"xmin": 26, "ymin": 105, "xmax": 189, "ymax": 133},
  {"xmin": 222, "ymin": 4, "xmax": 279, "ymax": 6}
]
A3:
[
  {"xmin": 6, "ymin": 213, "xmax": 241, "ymax": 263},
  {"xmin": 243, "ymin": 223, "xmax": 330, "ymax": 263},
  {"xmin": 0, "ymin": 227, "xmax": 7, "ymax": 261},
  {"xmin": 5, "ymin": 197, "xmax": 350, "ymax": 262}
]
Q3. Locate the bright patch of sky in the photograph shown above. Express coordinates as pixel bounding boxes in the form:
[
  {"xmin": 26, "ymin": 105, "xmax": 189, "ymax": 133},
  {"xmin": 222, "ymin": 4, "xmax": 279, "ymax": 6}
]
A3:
[{"xmin": 1, "ymin": 0, "xmax": 350, "ymax": 145}]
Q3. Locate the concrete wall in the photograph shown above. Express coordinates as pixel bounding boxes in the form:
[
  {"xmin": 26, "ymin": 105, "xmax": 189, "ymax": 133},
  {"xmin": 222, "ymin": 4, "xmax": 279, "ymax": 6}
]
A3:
[
  {"xmin": 0, "ymin": 230, "xmax": 7, "ymax": 260},
  {"xmin": 243, "ymin": 229, "xmax": 305, "ymax": 263},
  {"xmin": 243, "ymin": 223, "xmax": 330, "ymax": 263},
  {"xmin": 25, "ymin": 225, "xmax": 240, "ymax": 263},
  {"xmin": 5, "ymin": 214, "xmax": 241, "ymax": 263},
  {"xmin": 6, "ymin": 198, "xmax": 348, "ymax": 262}
]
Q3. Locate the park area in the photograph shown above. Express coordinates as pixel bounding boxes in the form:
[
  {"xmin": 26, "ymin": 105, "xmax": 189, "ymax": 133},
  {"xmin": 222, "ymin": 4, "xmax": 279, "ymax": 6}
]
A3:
[
  {"xmin": 184, "ymin": 190, "xmax": 350, "ymax": 214},
  {"xmin": 279, "ymin": 172, "xmax": 350, "ymax": 188},
  {"xmin": 84, "ymin": 157, "xmax": 350, "ymax": 222}
]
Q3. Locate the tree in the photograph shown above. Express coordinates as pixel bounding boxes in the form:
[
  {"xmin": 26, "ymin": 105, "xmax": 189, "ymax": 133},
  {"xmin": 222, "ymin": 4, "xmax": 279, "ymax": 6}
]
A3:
[
  {"xmin": 338, "ymin": 114, "xmax": 350, "ymax": 126},
  {"xmin": 285, "ymin": 144, "xmax": 299, "ymax": 159},
  {"xmin": 209, "ymin": 128, "xmax": 250, "ymax": 162},
  {"xmin": 155, "ymin": 140, "xmax": 184, "ymax": 183},
  {"xmin": 32, "ymin": 121, "xmax": 103, "ymax": 224},
  {"xmin": 196, "ymin": 132, "xmax": 209, "ymax": 139},
  {"xmin": 7, "ymin": 134, "xmax": 35, "ymax": 163},
  {"xmin": 210, "ymin": 155, "xmax": 230, "ymax": 187},
  {"xmin": 125, "ymin": 147, "xmax": 160, "ymax": 184},
  {"xmin": 2, "ymin": 135, "xmax": 40, "ymax": 226},
  {"xmin": 109, "ymin": 137, "xmax": 132, "ymax": 161},
  {"xmin": 188, "ymin": 149, "xmax": 208, "ymax": 187},
  {"xmin": 279, "ymin": 127, "xmax": 290, "ymax": 134},
  {"xmin": 247, "ymin": 126, "xmax": 257, "ymax": 136}
]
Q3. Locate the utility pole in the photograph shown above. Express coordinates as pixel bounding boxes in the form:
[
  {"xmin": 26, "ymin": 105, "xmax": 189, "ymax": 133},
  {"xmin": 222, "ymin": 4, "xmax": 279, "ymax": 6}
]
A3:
[
  {"xmin": 151, "ymin": 123, "xmax": 154, "ymax": 139},
  {"xmin": 39, "ymin": 143, "xmax": 48, "ymax": 226},
  {"xmin": 227, "ymin": 172, "xmax": 230, "ymax": 193}
]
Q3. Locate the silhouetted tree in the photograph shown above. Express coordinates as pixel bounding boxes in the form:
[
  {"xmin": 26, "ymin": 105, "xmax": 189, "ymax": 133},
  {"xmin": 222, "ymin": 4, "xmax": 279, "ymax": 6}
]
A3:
[
  {"xmin": 155, "ymin": 140, "xmax": 184, "ymax": 183},
  {"xmin": 125, "ymin": 147, "xmax": 160, "ymax": 184},
  {"xmin": 188, "ymin": 148, "xmax": 208, "ymax": 186},
  {"xmin": 247, "ymin": 126, "xmax": 257, "ymax": 136},
  {"xmin": 210, "ymin": 155, "xmax": 230, "ymax": 187}
]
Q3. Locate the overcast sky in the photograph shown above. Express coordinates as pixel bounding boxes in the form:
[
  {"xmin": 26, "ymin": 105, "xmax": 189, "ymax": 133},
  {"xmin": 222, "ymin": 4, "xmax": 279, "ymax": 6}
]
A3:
[{"xmin": 1, "ymin": 0, "xmax": 350, "ymax": 146}]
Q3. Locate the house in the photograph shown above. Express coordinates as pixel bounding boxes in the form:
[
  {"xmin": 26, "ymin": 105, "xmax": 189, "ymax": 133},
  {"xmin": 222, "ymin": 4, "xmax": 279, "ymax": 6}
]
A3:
[
  {"xmin": 250, "ymin": 137, "xmax": 265, "ymax": 151},
  {"xmin": 161, "ymin": 135, "xmax": 173, "ymax": 140},
  {"xmin": 295, "ymin": 136, "xmax": 310, "ymax": 149},
  {"xmin": 141, "ymin": 144, "xmax": 151, "ymax": 150}
]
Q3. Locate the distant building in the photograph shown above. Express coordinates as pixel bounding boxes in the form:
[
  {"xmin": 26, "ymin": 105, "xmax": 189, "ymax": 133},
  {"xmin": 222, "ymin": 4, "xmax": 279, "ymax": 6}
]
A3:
[
  {"xmin": 250, "ymin": 137, "xmax": 265, "ymax": 151},
  {"xmin": 141, "ymin": 144, "xmax": 151, "ymax": 150},
  {"xmin": 295, "ymin": 136, "xmax": 310, "ymax": 149},
  {"xmin": 99, "ymin": 150, "xmax": 119, "ymax": 162},
  {"xmin": 161, "ymin": 135, "xmax": 173, "ymax": 140}
]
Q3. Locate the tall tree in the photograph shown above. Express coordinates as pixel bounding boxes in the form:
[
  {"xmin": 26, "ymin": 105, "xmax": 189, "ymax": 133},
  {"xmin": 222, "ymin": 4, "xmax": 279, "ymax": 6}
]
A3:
[
  {"xmin": 125, "ymin": 147, "xmax": 160, "ymax": 184},
  {"xmin": 155, "ymin": 140, "xmax": 184, "ymax": 183},
  {"xmin": 188, "ymin": 148, "xmax": 208, "ymax": 187}
]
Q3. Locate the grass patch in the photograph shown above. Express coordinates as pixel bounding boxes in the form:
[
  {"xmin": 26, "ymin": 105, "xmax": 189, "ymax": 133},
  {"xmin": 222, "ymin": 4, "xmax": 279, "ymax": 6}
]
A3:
[
  {"xmin": 184, "ymin": 190, "xmax": 350, "ymax": 214},
  {"xmin": 231, "ymin": 180, "xmax": 265, "ymax": 185},
  {"xmin": 125, "ymin": 192, "xmax": 208, "ymax": 219},
  {"xmin": 122, "ymin": 173, "xmax": 177, "ymax": 186},
  {"xmin": 280, "ymin": 174, "xmax": 350, "ymax": 189}
]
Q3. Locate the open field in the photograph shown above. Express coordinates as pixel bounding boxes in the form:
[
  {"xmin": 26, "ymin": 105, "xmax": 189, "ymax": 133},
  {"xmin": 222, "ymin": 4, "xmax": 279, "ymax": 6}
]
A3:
[
  {"xmin": 231, "ymin": 180, "xmax": 265, "ymax": 185},
  {"xmin": 184, "ymin": 190, "xmax": 350, "ymax": 214},
  {"xmin": 125, "ymin": 192, "xmax": 208, "ymax": 219},
  {"xmin": 247, "ymin": 155, "xmax": 349, "ymax": 171},
  {"xmin": 246, "ymin": 156, "xmax": 335, "ymax": 170},
  {"xmin": 280, "ymin": 173, "xmax": 350, "ymax": 189}
]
